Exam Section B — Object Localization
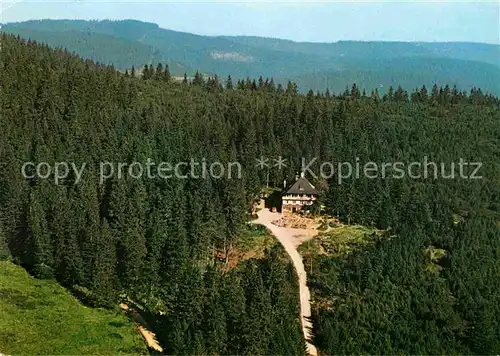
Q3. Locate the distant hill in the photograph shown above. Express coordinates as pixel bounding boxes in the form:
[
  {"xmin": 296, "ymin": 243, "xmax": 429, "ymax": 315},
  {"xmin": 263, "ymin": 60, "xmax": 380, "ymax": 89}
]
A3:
[
  {"xmin": 3, "ymin": 19, "xmax": 499, "ymax": 94},
  {"xmin": 290, "ymin": 57, "xmax": 500, "ymax": 95},
  {"xmin": 223, "ymin": 36, "xmax": 500, "ymax": 67}
]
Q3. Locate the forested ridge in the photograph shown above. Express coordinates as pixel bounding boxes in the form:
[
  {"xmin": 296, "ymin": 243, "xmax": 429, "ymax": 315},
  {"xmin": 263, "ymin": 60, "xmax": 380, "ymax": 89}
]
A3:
[
  {"xmin": 0, "ymin": 34, "xmax": 499, "ymax": 354},
  {"xmin": 3, "ymin": 19, "xmax": 500, "ymax": 95}
]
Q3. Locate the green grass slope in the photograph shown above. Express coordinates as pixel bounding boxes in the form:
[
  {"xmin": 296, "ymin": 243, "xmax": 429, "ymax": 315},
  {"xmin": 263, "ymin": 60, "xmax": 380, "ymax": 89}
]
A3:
[{"xmin": 0, "ymin": 261, "xmax": 146, "ymax": 355}]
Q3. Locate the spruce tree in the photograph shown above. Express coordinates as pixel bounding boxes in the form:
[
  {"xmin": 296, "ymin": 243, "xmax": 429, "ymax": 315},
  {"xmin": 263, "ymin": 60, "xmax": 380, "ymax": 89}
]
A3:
[
  {"xmin": 163, "ymin": 64, "xmax": 171, "ymax": 82},
  {"xmin": 226, "ymin": 75, "xmax": 233, "ymax": 89},
  {"xmin": 155, "ymin": 62, "xmax": 164, "ymax": 80}
]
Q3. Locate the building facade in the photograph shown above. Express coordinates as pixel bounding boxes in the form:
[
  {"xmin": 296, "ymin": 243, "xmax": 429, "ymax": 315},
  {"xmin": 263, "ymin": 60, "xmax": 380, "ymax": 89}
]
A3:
[{"xmin": 281, "ymin": 174, "xmax": 318, "ymax": 213}]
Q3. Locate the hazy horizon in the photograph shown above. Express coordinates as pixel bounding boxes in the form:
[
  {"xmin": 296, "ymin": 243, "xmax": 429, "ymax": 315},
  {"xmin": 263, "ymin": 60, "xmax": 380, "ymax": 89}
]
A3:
[
  {"xmin": 1, "ymin": 1, "xmax": 499, "ymax": 45},
  {"xmin": 3, "ymin": 17, "xmax": 500, "ymax": 46}
]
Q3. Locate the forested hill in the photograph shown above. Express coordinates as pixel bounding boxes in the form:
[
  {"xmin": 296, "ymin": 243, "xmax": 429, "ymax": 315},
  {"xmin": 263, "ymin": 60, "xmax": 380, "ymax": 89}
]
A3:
[
  {"xmin": 2, "ymin": 19, "xmax": 500, "ymax": 95},
  {"xmin": 1, "ymin": 33, "xmax": 499, "ymax": 354}
]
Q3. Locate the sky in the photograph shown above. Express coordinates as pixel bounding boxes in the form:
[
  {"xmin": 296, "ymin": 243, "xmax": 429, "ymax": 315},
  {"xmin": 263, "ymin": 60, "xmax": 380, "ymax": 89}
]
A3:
[{"xmin": 1, "ymin": 0, "xmax": 499, "ymax": 44}]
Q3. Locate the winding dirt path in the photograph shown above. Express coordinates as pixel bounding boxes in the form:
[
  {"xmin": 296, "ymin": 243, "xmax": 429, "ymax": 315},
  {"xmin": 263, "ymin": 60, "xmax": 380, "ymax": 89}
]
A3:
[
  {"xmin": 120, "ymin": 303, "xmax": 163, "ymax": 353},
  {"xmin": 252, "ymin": 208, "xmax": 318, "ymax": 356}
]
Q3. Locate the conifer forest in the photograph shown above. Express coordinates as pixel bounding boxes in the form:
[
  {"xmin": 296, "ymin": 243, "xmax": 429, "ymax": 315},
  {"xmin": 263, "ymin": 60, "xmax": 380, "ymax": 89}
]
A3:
[{"xmin": 0, "ymin": 31, "xmax": 499, "ymax": 355}]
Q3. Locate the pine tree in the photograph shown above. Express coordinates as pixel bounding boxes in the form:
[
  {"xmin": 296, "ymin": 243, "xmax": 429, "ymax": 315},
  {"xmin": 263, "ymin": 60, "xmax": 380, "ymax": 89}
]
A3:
[
  {"xmin": 242, "ymin": 263, "xmax": 273, "ymax": 354},
  {"xmin": 52, "ymin": 188, "xmax": 85, "ymax": 287},
  {"xmin": 351, "ymin": 83, "xmax": 360, "ymax": 99},
  {"xmin": 226, "ymin": 75, "xmax": 233, "ymax": 89},
  {"xmin": 202, "ymin": 267, "xmax": 228, "ymax": 354},
  {"xmin": 0, "ymin": 218, "xmax": 11, "ymax": 261},
  {"xmin": 222, "ymin": 273, "xmax": 246, "ymax": 354},
  {"xmin": 89, "ymin": 219, "xmax": 117, "ymax": 307},
  {"xmin": 155, "ymin": 62, "xmax": 164, "ymax": 80},
  {"xmin": 258, "ymin": 76, "xmax": 265, "ymax": 89},
  {"xmin": 420, "ymin": 85, "xmax": 428, "ymax": 102},
  {"xmin": 28, "ymin": 189, "xmax": 54, "ymax": 279},
  {"xmin": 431, "ymin": 83, "xmax": 439, "ymax": 104},
  {"xmin": 110, "ymin": 179, "xmax": 148, "ymax": 292},
  {"xmin": 142, "ymin": 64, "xmax": 150, "ymax": 80},
  {"xmin": 193, "ymin": 71, "xmax": 204, "ymax": 86},
  {"xmin": 286, "ymin": 81, "xmax": 297, "ymax": 94},
  {"xmin": 268, "ymin": 78, "xmax": 276, "ymax": 92},
  {"xmin": 163, "ymin": 64, "xmax": 171, "ymax": 82},
  {"xmin": 387, "ymin": 86, "xmax": 394, "ymax": 101},
  {"xmin": 394, "ymin": 85, "xmax": 408, "ymax": 102}
]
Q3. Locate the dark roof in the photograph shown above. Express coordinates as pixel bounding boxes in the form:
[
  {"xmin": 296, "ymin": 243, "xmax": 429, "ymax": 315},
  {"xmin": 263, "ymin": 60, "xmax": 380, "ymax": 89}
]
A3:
[{"xmin": 285, "ymin": 177, "xmax": 318, "ymax": 195}]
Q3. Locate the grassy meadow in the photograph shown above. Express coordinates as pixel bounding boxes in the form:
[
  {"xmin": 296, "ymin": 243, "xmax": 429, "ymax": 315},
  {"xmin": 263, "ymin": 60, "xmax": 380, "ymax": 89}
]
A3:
[{"xmin": 0, "ymin": 261, "xmax": 146, "ymax": 355}]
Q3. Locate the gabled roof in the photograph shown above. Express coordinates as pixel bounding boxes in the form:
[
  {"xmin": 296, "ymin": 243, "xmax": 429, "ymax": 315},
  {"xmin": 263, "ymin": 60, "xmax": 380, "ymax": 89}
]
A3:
[{"xmin": 285, "ymin": 176, "xmax": 318, "ymax": 195}]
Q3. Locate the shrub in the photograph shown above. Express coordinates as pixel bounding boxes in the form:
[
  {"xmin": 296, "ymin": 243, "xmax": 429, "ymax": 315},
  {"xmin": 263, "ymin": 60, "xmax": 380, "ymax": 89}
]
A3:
[{"xmin": 33, "ymin": 263, "xmax": 55, "ymax": 280}]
